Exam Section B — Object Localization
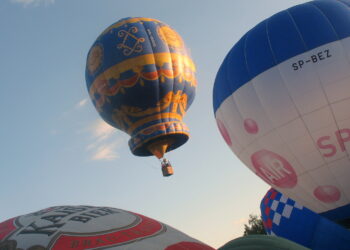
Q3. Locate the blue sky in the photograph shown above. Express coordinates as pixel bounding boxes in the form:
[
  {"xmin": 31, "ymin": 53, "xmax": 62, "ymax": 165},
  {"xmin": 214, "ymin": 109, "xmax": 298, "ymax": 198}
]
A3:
[{"xmin": 0, "ymin": 0, "xmax": 308, "ymax": 248}]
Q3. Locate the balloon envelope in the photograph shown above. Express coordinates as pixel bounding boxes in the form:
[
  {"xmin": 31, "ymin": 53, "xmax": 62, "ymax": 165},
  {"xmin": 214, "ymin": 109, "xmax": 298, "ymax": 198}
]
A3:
[
  {"xmin": 218, "ymin": 235, "xmax": 309, "ymax": 250},
  {"xmin": 0, "ymin": 205, "xmax": 213, "ymax": 250},
  {"xmin": 261, "ymin": 188, "xmax": 350, "ymax": 250},
  {"xmin": 86, "ymin": 17, "xmax": 196, "ymax": 159},
  {"xmin": 213, "ymin": 0, "xmax": 350, "ymax": 220}
]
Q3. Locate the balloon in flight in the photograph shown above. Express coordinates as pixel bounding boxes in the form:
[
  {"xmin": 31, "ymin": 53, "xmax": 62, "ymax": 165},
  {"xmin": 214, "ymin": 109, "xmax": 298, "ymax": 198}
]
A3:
[{"xmin": 86, "ymin": 17, "xmax": 196, "ymax": 176}]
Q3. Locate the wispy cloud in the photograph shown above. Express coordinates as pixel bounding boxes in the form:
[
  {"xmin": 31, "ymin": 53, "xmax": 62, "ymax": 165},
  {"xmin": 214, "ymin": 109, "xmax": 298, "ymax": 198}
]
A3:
[
  {"xmin": 75, "ymin": 98, "xmax": 88, "ymax": 109},
  {"xmin": 86, "ymin": 120, "xmax": 124, "ymax": 161},
  {"xmin": 91, "ymin": 143, "xmax": 119, "ymax": 160},
  {"xmin": 90, "ymin": 120, "xmax": 115, "ymax": 142},
  {"xmin": 11, "ymin": 0, "xmax": 55, "ymax": 6}
]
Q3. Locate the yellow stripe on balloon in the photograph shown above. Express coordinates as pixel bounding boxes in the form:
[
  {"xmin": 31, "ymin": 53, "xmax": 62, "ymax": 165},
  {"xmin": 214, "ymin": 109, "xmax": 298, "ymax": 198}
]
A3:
[
  {"xmin": 101, "ymin": 18, "xmax": 163, "ymax": 36},
  {"xmin": 89, "ymin": 53, "xmax": 196, "ymax": 97},
  {"xmin": 126, "ymin": 112, "xmax": 184, "ymax": 134}
]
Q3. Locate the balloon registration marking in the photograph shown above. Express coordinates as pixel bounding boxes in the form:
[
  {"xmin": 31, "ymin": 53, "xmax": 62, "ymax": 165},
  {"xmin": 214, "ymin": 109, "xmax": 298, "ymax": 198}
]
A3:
[
  {"xmin": 314, "ymin": 185, "xmax": 341, "ymax": 203},
  {"xmin": 243, "ymin": 118, "xmax": 259, "ymax": 134},
  {"xmin": 251, "ymin": 150, "xmax": 297, "ymax": 188},
  {"xmin": 317, "ymin": 128, "xmax": 350, "ymax": 158},
  {"xmin": 216, "ymin": 119, "xmax": 232, "ymax": 146}
]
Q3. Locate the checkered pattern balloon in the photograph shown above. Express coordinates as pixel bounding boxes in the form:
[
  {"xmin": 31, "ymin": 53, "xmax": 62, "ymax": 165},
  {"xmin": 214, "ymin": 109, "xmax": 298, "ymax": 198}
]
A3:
[
  {"xmin": 261, "ymin": 188, "xmax": 303, "ymax": 235},
  {"xmin": 260, "ymin": 188, "xmax": 350, "ymax": 250}
]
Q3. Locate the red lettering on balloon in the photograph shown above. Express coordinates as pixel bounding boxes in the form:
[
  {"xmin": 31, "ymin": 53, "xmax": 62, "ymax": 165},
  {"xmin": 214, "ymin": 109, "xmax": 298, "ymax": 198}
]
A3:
[
  {"xmin": 317, "ymin": 136, "xmax": 336, "ymax": 157},
  {"xmin": 335, "ymin": 128, "xmax": 350, "ymax": 152},
  {"xmin": 251, "ymin": 150, "xmax": 297, "ymax": 188},
  {"xmin": 317, "ymin": 129, "xmax": 350, "ymax": 158}
]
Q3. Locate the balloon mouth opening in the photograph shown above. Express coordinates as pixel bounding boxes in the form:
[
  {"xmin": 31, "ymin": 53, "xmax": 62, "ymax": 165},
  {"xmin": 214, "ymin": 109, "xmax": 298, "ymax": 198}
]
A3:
[
  {"xmin": 130, "ymin": 133, "xmax": 189, "ymax": 157},
  {"xmin": 128, "ymin": 120, "xmax": 190, "ymax": 157}
]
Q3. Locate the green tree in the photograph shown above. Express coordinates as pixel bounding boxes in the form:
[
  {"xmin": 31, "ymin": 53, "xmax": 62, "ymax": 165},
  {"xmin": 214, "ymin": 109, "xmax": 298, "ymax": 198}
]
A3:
[{"xmin": 243, "ymin": 214, "xmax": 266, "ymax": 236}]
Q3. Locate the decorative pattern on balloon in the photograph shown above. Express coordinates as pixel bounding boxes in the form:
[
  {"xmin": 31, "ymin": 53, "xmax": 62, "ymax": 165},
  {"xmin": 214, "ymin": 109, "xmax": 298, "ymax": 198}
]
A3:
[
  {"xmin": 86, "ymin": 45, "xmax": 103, "ymax": 75},
  {"xmin": 117, "ymin": 27, "xmax": 145, "ymax": 56},
  {"xmin": 86, "ymin": 17, "xmax": 196, "ymax": 158},
  {"xmin": 157, "ymin": 25, "xmax": 184, "ymax": 49},
  {"xmin": 261, "ymin": 189, "xmax": 303, "ymax": 234}
]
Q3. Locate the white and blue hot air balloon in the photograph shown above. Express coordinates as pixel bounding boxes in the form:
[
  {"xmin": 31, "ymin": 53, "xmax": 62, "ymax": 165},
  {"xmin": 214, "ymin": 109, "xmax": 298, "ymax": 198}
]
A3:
[{"xmin": 213, "ymin": 0, "xmax": 350, "ymax": 222}]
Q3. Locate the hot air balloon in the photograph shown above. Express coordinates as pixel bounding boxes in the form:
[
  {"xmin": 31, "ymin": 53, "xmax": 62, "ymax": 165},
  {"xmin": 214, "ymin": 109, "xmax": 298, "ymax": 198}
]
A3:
[
  {"xmin": 218, "ymin": 235, "xmax": 309, "ymax": 250},
  {"xmin": 213, "ymin": 0, "xmax": 350, "ymax": 220},
  {"xmin": 0, "ymin": 205, "xmax": 213, "ymax": 250},
  {"xmin": 261, "ymin": 188, "xmax": 350, "ymax": 249},
  {"xmin": 86, "ymin": 17, "xmax": 196, "ymax": 176}
]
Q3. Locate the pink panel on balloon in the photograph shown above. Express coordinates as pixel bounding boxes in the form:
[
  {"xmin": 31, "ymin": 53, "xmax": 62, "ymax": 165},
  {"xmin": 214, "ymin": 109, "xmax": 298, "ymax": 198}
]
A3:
[
  {"xmin": 244, "ymin": 118, "xmax": 259, "ymax": 134},
  {"xmin": 216, "ymin": 119, "xmax": 232, "ymax": 146},
  {"xmin": 314, "ymin": 185, "xmax": 341, "ymax": 203}
]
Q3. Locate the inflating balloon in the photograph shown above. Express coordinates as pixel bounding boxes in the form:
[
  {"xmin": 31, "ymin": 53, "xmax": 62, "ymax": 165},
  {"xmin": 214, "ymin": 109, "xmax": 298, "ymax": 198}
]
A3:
[
  {"xmin": 86, "ymin": 17, "xmax": 196, "ymax": 176},
  {"xmin": 0, "ymin": 205, "xmax": 213, "ymax": 250},
  {"xmin": 213, "ymin": 0, "xmax": 350, "ymax": 219},
  {"xmin": 218, "ymin": 235, "xmax": 309, "ymax": 250},
  {"xmin": 261, "ymin": 188, "xmax": 350, "ymax": 250}
]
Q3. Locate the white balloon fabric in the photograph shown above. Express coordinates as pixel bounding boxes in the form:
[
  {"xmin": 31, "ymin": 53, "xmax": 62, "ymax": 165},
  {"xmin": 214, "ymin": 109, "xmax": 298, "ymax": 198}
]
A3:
[
  {"xmin": 213, "ymin": 0, "xmax": 350, "ymax": 221},
  {"xmin": 0, "ymin": 206, "xmax": 213, "ymax": 250}
]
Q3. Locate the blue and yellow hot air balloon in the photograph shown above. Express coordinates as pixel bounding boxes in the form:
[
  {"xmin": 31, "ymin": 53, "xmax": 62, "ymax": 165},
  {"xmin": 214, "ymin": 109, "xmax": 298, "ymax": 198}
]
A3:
[{"xmin": 86, "ymin": 17, "xmax": 196, "ymax": 176}]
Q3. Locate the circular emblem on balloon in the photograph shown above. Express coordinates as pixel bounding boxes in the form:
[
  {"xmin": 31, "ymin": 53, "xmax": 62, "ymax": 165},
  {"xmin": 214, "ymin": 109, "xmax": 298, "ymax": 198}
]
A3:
[
  {"xmin": 251, "ymin": 150, "xmax": 297, "ymax": 188},
  {"xmin": 314, "ymin": 185, "xmax": 341, "ymax": 203},
  {"xmin": 157, "ymin": 25, "xmax": 184, "ymax": 50},
  {"xmin": 243, "ymin": 118, "xmax": 258, "ymax": 134},
  {"xmin": 216, "ymin": 119, "xmax": 232, "ymax": 146},
  {"xmin": 87, "ymin": 44, "xmax": 103, "ymax": 75}
]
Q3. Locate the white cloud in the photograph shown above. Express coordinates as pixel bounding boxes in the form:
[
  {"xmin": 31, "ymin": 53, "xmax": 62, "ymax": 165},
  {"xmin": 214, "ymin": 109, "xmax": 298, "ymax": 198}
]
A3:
[
  {"xmin": 91, "ymin": 143, "xmax": 119, "ymax": 161},
  {"xmin": 76, "ymin": 98, "xmax": 88, "ymax": 109},
  {"xmin": 90, "ymin": 120, "xmax": 115, "ymax": 142},
  {"xmin": 85, "ymin": 119, "xmax": 126, "ymax": 161},
  {"xmin": 11, "ymin": 0, "xmax": 55, "ymax": 6}
]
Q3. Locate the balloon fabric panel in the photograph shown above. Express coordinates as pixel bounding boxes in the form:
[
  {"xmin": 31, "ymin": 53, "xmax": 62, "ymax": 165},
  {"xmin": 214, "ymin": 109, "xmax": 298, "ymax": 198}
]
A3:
[{"xmin": 219, "ymin": 235, "xmax": 310, "ymax": 250}]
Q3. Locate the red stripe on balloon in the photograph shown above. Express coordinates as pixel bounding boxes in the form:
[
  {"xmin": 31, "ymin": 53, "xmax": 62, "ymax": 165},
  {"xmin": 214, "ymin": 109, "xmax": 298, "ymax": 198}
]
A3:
[
  {"xmin": 165, "ymin": 241, "xmax": 215, "ymax": 250},
  {"xmin": 51, "ymin": 213, "xmax": 163, "ymax": 250},
  {"xmin": 0, "ymin": 217, "xmax": 17, "ymax": 241}
]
